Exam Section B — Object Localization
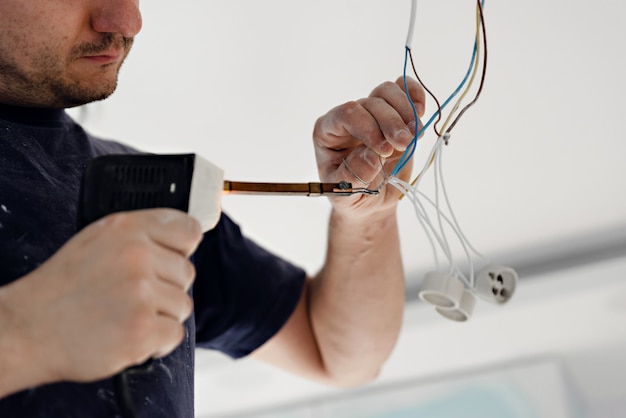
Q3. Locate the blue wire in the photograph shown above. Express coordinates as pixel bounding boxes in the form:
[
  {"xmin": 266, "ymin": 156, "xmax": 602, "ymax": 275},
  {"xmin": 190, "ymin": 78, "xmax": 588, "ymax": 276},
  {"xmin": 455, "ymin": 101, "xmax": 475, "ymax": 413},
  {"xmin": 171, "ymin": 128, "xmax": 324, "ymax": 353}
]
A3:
[
  {"xmin": 391, "ymin": 0, "xmax": 485, "ymax": 177},
  {"xmin": 393, "ymin": 46, "xmax": 420, "ymax": 177}
]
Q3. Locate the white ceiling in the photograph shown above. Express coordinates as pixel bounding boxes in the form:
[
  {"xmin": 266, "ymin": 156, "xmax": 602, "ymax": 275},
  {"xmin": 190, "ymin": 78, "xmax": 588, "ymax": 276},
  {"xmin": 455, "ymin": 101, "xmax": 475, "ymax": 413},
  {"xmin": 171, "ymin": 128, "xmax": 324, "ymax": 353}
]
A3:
[
  {"xmin": 76, "ymin": 0, "xmax": 626, "ymax": 278},
  {"xmin": 71, "ymin": 0, "xmax": 626, "ymax": 416}
]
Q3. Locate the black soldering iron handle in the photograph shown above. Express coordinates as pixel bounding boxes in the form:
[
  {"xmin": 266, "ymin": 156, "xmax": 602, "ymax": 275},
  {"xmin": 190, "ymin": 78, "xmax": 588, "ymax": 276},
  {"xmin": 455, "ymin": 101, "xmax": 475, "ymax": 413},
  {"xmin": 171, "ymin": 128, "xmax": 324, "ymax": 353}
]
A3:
[{"xmin": 77, "ymin": 155, "xmax": 193, "ymax": 418}]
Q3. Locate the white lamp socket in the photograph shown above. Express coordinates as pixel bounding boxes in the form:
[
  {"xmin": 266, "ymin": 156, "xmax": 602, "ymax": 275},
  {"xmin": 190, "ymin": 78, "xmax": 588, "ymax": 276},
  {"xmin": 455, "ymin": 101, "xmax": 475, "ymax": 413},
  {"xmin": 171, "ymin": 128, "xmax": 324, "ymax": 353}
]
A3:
[
  {"xmin": 419, "ymin": 271, "xmax": 465, "ymax": 309},
  {"xmin": 436, "ymin": 289, "xmax": 477, "ymax": 322},
  {"xmin": 474, "ymin": 264, "xmax": 518, "ymax": 304}
]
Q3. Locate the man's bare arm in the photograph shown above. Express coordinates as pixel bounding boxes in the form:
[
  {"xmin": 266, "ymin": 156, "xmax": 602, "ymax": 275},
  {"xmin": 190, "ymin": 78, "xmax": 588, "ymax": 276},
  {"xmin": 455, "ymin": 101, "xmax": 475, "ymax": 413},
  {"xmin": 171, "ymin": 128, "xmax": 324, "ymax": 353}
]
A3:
[{"xmin": 253, "ymin": 77, "xmax": 425, "ymax": 385}]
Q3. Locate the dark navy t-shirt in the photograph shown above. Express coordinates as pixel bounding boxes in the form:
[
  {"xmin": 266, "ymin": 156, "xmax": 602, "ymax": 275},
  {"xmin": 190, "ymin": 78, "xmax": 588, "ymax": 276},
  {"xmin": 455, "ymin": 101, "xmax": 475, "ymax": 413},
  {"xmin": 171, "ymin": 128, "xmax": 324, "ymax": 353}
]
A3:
[{"xmin": 0, "ymin": 104, "xmax": 306, "ymax": 417}]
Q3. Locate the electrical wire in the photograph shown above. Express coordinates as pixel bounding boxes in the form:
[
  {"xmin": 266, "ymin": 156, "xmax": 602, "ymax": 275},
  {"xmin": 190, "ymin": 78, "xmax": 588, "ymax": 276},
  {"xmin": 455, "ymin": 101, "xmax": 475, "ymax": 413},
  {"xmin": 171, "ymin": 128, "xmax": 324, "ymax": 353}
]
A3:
[
  {"xmin": 390, "ymin": 177, "xmax": 451, "ymax": 273},
  {"xmin": 445, "ymin": 0, "xmax": 488, "ymax": 134},
  {"xmin": 405, "ymin": 0, "xmax": 417, "ymax": 48},
  {"xmin": 389, "ymin": 177, "xmax": 471, "ymax": 287},
  {"xmin": 437, "ymin": 0, "xmax": 487, "ymax": 135},
  {"xmin": 389, "ymin": 177, "xmax": 441, "ymax": 268},
  {"xmin": 389, "ymin": 0, "xmax": 492, "ymax": 291},
  {"xmin": 114, "ymin": 372, "xmax": 138, "ymax": 418},
  {"xmin": 433, "ymin": 138, "xmax": 473, "ymax": 283},
  {"xmin": 390, "ymin": 137, "xmax": 484, "ymax": 288},
  {"xmin": 389, "ymin": 137, "xmax": 464, "ymax": 285},
  {"xmin": 391, "ymin": 0, "xmax": 487, "ymax": 178},
  {"xmin": 433, "ymin": 139, "xmax": 456, "ymax": 277},
  {"xmin": 393, "ymin": 47, "xmax": 421, "ymax": 177},
  {"xmin": 408, "ymin": 0, "xmax": 486, "ymax": 187},
  {"xmin": 434, "ymin": 135, "xmax": 488, "ymax": 285},
  {"xmin": 408, "ymin": 48, "xmax": 443, "ymax": 138},
  {"xmin": 114, "ymin": 359, "xmax": 156, "ymax": 418}
]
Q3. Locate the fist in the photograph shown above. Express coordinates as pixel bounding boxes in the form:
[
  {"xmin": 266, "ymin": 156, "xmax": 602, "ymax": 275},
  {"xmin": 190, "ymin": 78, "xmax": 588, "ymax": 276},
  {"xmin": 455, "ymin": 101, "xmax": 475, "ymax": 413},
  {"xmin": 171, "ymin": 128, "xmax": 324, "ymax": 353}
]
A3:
[
  {"xmin": 2, "ymin": 208, "xmax": 202, "ymax": 384},
  {"xmin": 313, "ymin": 77, "xmax": 425, "ymax": 216}
]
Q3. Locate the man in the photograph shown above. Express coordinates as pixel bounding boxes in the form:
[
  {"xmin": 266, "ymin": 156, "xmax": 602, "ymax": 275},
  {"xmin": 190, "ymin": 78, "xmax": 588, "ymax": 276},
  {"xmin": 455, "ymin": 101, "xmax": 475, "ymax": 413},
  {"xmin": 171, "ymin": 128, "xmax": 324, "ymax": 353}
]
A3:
[{"xmin": 0, "ymin": 1, "xmax": 425, "ymax": 416}]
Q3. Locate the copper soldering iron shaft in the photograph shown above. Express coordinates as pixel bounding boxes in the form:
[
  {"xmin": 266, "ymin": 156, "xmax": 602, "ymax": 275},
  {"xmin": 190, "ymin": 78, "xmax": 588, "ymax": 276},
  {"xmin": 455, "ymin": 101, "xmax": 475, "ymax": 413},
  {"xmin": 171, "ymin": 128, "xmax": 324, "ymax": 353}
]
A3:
[{"xmin": 223, "ymin": 181, "xmax": 379, "ymax": 196}]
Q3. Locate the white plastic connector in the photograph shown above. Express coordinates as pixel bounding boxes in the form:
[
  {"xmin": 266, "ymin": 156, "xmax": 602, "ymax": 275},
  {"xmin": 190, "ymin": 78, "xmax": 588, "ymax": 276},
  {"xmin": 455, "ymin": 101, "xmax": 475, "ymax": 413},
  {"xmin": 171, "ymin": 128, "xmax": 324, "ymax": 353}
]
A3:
[
  {"xmin": 436, "ymin": 289, "xmax": 477, "ymax": 322},
  {"xmin": 188, "ymin": 154, "xmax": 224, "ymax": 232},
  {"xmin": 419, "ymin": 271, "xmax": 465, "ymax": 309},
  {"xmin": 474, "ymin": 264, "xmax": 518, "ymax": 304}
]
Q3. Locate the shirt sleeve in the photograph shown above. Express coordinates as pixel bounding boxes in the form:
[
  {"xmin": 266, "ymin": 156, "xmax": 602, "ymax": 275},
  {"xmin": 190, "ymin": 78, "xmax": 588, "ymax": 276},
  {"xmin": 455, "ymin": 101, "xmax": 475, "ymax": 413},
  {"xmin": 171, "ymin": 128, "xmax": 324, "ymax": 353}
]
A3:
[{"xmin": 192, "ymin": 213, "xmax": 306, "ymax": 358}]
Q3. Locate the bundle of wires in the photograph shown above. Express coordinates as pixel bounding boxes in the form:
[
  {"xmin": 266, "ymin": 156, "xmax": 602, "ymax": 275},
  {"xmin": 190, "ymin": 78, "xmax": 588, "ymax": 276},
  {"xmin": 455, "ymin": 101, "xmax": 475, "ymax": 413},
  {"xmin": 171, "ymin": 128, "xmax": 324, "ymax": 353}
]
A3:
[{"xmin": 387, "ymin": 0, "xmax": 489, "ymax": 287}]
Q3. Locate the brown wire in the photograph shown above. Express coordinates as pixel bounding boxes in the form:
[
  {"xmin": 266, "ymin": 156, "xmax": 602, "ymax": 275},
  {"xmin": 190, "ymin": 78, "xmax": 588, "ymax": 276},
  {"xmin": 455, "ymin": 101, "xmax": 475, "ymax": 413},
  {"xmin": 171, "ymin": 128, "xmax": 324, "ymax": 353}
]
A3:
[
  {"xmin": 408, "ymin": 48, "xmax": 443, "ymax": 137},
  {"xmin": 446, "ymin": 0, "xmax": 488, "ymax": 134}
]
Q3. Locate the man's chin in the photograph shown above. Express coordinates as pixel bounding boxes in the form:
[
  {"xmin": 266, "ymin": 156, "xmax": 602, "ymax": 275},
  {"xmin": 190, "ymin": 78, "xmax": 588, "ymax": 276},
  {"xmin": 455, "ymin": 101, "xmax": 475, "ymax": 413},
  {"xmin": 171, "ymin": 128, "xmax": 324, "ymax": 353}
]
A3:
[
  {"xmin": 51, "ymin": 79, "xmax": 118, "ymax": 108},
  {"xmin": 64, "ymin": 90, "xmax": 115, "ymax": 108},
  {"xmin": 55, "ymin": 62, "xmax": 123, "ymax": 107}
]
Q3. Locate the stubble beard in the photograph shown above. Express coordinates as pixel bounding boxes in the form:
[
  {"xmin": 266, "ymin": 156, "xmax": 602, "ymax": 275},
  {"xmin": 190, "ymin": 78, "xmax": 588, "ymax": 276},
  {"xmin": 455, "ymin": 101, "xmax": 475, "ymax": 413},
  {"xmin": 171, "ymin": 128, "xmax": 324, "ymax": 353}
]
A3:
[{"xmin": 0, "ymin": 33, "xmax": 134, "ymax": 108}]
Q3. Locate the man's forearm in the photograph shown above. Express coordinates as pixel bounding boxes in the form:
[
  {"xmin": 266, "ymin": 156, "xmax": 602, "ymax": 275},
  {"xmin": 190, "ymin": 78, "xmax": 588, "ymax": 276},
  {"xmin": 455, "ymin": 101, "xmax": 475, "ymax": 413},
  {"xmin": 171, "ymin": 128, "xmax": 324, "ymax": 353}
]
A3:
[{"xmin": 309, "ymin": 208, "xmax": 405, "ymax": 385}]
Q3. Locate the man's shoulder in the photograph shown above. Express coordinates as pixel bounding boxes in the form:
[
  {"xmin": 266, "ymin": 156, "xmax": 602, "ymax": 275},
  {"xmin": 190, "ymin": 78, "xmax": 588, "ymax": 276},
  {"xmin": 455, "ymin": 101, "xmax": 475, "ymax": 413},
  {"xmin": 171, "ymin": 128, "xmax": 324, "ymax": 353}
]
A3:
[{"xmin": 88, "ymin": 136, "xmax": 142, "ymax": 156}]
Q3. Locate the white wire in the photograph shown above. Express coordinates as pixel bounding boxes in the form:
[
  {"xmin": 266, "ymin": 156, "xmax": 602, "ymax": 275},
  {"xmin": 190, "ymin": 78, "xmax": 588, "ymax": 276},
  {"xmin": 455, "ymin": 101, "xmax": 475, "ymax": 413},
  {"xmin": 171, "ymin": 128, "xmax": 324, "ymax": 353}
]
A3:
[
  {"xmin": 434, "ymin": 144, "xmax": 473, "ymax": 284},
  {"xmin": 390, "ymin": 135, "xmax": 485, "ymax": 288},
  {"xmin": 391, "ymin": 179, "xmax": 445, "ymax": 270},
  {"xmin": 414, "ymin": 188, "xmax": 471, "ymax": 286},
  {"xmin": 412, "ymin": 135, "xmax": 444, "ymax": 190},
  {"xmin": 396, "ymin": 0, "xmax": 489, "ymax": 290},
  {"xmin": 405, "ymin": 0, "xmax": 417, "ymax": 48},
  {"xmin": 432, "ymin": 140, "xmax": 456, "ymax": 277},
  {"xmin": 389, "ymin": 179, "xmax": 440, "ymax": 269},
  {"xmin": 390, "ymin": 177, "xmax": 460, "ymax": 281},
  {"xmin": 404, "ymin": 138, "xmax": 448, "ymax": 258},
  {"xmin": 435, "ymin": 139, "xmax": 488, "ymax": 286},
  {"xmin": 394, "ymin": 177, "xmax": 473, "ymax": 288},
  {"xmin": 437, "ymin": 142, "xmax": 486, "ymax": 262},
  {"xmin": 392, "ymin": 138, "xmax": 453, "ymax": 273}
]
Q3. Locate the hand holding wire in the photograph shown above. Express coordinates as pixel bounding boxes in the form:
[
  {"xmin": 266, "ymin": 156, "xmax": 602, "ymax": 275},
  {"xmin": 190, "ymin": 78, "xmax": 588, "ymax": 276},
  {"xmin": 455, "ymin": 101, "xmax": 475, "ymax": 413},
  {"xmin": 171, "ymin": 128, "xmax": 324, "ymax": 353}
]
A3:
[{"xmin": 312, "ymin": 77, "xmax": 426, "ymax": 215}]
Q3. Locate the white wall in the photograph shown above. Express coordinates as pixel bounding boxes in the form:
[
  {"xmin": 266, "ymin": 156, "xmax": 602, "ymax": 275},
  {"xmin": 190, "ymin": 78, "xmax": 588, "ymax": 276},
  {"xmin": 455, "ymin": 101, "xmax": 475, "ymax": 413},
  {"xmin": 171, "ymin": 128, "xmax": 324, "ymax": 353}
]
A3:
[{"xmin": 194, "ymin": 254, "xmax": 626, "ymax": 417}]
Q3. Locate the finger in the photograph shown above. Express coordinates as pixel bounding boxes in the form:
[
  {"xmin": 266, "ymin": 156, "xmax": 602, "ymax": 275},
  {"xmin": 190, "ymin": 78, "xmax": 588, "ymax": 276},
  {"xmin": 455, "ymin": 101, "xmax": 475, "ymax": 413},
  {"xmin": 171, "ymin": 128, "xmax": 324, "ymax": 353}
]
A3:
[
  {"xmin": 151, "ymin": 245, "xmax": 196, "ymax": 292},
  {"xmin": 152, "ymin": 278, "xmax": 194, "ymax": 323},
  {"xmin": 339, "ymin": 144, "xmax": 386, "ymax": 186},
  {"xmin": 358, "ymin": 96, "xmax": 414, "ymax": 154},
  {"xmin": 143, "ymin": 209, "xmax": 202, "ymax": 256},
  {"xmin": 394, "ymin": 76, "xmax": 426, "ymax": 118},
  {"xmin": 149, "ymin": 316, "xmax": 186, "ymax": 359},
  {"xmin": 95, "ymin": 209, "xmax": 202, "ymax": 257},
  {"xmin": 313, "ymin": 101, "xmax": 388, "ymax": 156},
  {"xmin": 370, "ymin": 79, "xmax": 425, "ymax": 124}
]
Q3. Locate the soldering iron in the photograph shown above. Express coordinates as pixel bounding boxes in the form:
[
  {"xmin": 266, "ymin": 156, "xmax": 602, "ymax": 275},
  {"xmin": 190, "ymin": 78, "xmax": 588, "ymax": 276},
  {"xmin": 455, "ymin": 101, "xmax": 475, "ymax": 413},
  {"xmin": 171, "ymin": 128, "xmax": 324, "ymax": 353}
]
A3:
[{"xmin": 76, "ymin": 153, "xmax": 378, "ymax": 418}]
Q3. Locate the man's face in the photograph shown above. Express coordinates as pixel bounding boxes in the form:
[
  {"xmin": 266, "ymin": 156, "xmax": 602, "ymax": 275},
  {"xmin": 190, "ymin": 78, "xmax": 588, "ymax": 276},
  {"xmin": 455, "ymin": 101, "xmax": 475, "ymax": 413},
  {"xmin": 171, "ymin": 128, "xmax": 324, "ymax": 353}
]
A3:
[{"xmin": 0, "ymin": 0, "xmax": 142, "ymax": 108}]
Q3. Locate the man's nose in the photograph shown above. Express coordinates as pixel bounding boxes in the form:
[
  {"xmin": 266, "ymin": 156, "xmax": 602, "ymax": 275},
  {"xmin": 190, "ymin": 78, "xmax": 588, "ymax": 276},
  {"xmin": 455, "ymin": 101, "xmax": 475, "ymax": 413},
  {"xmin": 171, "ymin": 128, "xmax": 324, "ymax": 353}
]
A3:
[{"xmin": 90, "ymin": 0, "xmax": 142, "ymax": 38}]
